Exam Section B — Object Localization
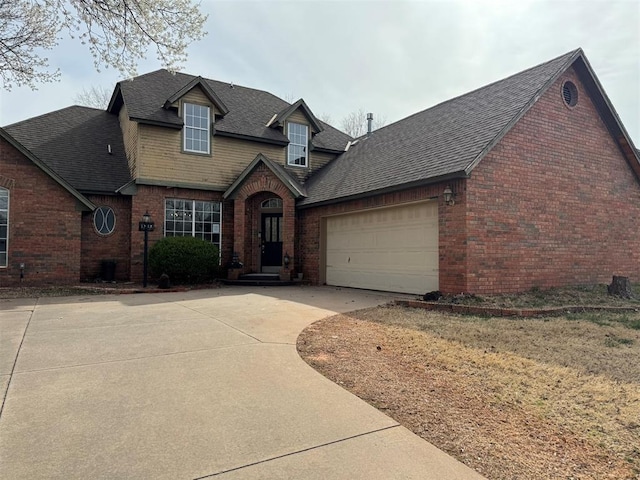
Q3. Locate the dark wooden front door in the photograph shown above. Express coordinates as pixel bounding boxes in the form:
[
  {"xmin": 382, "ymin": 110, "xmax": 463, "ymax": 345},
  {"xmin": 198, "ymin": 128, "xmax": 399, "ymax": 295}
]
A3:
[{"xmin": 261, "ymin": 213, "xmax": 283, "ymax": 270}]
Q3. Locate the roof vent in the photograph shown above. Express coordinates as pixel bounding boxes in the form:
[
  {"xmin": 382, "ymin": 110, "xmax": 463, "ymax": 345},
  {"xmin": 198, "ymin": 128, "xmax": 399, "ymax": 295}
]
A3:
[{"xmin": 562, "ymin": 81, "xmax": 578, "ymax": 107}]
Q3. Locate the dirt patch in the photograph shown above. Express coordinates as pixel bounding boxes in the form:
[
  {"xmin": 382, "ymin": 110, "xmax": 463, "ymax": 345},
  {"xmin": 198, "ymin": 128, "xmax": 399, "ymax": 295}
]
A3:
[
  {"xmin": 298, "ymin": 306, "xmax": 640, "ymax": 479},
  {"xmin": 0, "ymin": 285, "xmax": 112, "ymax": 299},
  {"xmin": 432, "ymin": 283, "xmax": 640, "ymax": 308}
]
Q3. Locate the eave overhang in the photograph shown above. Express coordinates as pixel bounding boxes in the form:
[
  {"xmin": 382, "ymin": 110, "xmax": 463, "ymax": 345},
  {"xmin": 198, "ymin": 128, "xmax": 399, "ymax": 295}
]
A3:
[
  {"xmin": 163, "ymin": 76, "xmax": 230, "ymax": 116},
  {"xmin": 0, "ymin": 128, "xmax": 96, "ymax": 211}
]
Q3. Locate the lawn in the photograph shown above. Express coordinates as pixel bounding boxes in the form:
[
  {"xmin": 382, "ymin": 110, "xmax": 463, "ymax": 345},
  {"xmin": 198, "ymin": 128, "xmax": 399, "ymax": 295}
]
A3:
[{"xmin": 298, "ymin": 286, "xmax": 640, "ymax": 480}]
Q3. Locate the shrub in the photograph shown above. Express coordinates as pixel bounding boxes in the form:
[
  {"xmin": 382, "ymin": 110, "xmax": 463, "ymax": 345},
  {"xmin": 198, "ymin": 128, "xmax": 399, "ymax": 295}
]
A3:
[{"xmin": 149, "ymin": 236, "xmax": 220, "ymax": 284}]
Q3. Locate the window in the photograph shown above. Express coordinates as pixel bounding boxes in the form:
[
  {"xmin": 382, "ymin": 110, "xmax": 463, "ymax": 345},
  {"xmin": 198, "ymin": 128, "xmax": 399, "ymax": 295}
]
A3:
[
  {"xmin": 287, "ymin": 122, "xmax": 308, "ymax": 167},
  {"xmin": 93, "ymin": 206, "xmax": 116, "ymax": 235},
  {"xmin": 165, "ymin": 199, "xmax": 221, "ymax": 248},
  {"xmin": 184, "ymin": 103, "xmax": 210, "ymax": 154},
  {"xmin": 0, "ymin": 187, "xmax": 7, "ymax": 267},
  {"xmin": 261, "ymin": 198, "xmax": 282, "ymax": 209}
]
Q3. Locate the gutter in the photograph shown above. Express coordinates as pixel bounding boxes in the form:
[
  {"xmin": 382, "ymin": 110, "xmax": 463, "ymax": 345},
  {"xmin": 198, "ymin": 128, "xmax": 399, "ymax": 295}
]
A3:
[{"xmin": 297, "ymin": 171, "xmax": 469, "ymax": 210}]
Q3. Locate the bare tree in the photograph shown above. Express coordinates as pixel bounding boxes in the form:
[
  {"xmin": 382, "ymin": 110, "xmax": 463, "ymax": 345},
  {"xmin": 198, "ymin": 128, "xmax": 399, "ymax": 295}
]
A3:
[
  {"xmin": 317, "ymin": 112, "xmax": 332, "ymax": 124},
  {"xmin": 340, "ymin": 108, "xmax": 388, "ymax": 138},
  {"xmin": 73, "ymin": 85, "xmax": 112, "ymax": 109},
  {"xmin": 0, "ymin": 0, "xmax": 207, "ymax": 91}
]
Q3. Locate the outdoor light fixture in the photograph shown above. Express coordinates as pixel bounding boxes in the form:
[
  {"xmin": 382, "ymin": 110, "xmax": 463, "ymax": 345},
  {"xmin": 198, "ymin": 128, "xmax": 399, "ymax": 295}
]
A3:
[
  {"xmin": 283, "ymin": 252, "xmax": 290, "ymax": 268},
  {"xmin": 443, "ymin": 186, "xmax": 455, "ymax": 206},
  {"xmin": 138, "ymin": 211, "xmax": 155, "ymax": 287}
]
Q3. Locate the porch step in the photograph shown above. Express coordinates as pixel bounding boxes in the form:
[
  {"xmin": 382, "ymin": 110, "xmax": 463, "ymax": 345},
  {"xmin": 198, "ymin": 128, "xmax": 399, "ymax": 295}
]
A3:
[
  {"xmin": 221, "ymin": 273, "xmax": 295, "ymax": 287},
  {"xmin": 240, "ymin": 273, "xmax": 280, "ymax": 281}
]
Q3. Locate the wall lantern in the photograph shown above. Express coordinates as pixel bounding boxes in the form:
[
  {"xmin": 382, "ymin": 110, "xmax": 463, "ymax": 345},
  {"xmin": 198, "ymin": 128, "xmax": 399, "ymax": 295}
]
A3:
[
  {"xmin": 443, "ymin": 186, "xmax": 455, "ymax": 206},
  {"xmin": 283, "ymin": 252, "xmax": 290, "ymax": 268},
  {"xmin": 138, "ymin": 211, "xmax": 155, "ymax": 287}
]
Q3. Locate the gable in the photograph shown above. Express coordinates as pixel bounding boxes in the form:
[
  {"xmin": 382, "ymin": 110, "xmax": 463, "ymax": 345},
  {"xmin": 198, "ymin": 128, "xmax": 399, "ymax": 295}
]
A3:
[
  {"xmin": 164, "ymin": 78, "xmax": 229, "ymax": 117},
  {"xmin": 268, "ymin": 99, "xmax": 324, "ymax": 135},
  {"xmin": 224, "ymin": 154, "xmax": 306, "ymax": 199},
  {"xmin": 476, "ymin": 64, "xmax": 640, "ymax": 194},
  {"xmin": 0, "ymin": 130, "xmax": 95, "ymax": 210},
  {"xmin": 4, "ymin": 107, "xmax": 131, "ymax": 195},
  {"xmin": 171, "ymin": 87, "xmax": 221, "ymax": 115},
  {"xmin": 300, "ymin": 49, "xmax": 640, "ymax": 208}
]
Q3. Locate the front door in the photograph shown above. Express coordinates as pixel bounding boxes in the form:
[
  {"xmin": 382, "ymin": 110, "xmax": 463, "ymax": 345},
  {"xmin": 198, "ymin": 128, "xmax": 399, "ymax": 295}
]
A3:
[{"xmin": 261, "ymin": 213, "xmax": 283, "ymax": 272}]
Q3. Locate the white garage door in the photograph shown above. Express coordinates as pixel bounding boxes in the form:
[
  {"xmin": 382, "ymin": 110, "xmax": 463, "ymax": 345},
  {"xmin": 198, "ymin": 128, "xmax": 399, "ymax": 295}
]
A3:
[{"xmin": 325, "ymin": 202, "xmax": 438, "ymax": 294}]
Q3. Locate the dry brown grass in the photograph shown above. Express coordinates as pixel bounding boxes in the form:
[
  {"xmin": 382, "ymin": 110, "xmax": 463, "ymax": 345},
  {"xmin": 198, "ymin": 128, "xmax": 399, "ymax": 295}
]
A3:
[{"xmin": 298, "ymin": 306, "xmax": 640, "ymax": 479}]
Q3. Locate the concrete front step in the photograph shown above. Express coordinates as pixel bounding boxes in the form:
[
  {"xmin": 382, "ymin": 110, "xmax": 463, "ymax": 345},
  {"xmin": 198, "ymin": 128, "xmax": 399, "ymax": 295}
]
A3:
[
  {"xmin": 222, "ymin": 273, "xmax": 294, "ymax": 286},
  {"xmin": 240, "ymin": 273, "xmax": 281, "ymax": 281}
]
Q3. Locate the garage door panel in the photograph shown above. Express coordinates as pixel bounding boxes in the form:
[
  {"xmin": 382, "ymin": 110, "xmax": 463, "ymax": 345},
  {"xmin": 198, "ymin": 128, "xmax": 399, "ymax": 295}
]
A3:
[{"xmin": 326, "ymin": 202, "xmax": 438, "ymax": 295}]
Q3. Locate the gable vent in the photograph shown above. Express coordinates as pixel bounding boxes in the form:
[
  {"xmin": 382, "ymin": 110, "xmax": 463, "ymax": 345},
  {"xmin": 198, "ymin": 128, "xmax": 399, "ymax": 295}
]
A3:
[{"xmin": 562, "ymin": 81, "xmax": 578, "ymax": 107}]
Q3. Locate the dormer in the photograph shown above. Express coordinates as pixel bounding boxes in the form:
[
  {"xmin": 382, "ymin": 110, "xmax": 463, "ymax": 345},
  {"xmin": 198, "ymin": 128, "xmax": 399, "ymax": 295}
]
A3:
[
  {"xmin": 164, "ymin": 77, "xmax": 229, "ymax": 155},
  {"xmin": 267, "ymin": 99, "xmax": 324, "ymax": 168}
]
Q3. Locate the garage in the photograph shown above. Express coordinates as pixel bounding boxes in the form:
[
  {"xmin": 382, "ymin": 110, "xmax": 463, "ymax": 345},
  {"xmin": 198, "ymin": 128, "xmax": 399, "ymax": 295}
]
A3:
[{"xmin": 325, "ymin": 201, "xmax": 439, "ymax": 294}]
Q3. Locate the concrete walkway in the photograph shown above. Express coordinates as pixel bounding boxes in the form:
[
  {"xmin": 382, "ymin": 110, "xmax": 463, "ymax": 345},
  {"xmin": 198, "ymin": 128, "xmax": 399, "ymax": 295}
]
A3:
[{"xmin": 0, "ymin": 286, "xmax": 484, "ymax": 479}]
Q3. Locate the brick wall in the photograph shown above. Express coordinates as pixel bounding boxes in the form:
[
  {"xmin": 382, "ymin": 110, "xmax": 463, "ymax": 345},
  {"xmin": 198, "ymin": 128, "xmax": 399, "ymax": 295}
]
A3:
[
  {"xmin": 81, "ymin": 195, "xmax": 132, "ymax": 281},
  {"xmin": 232, "ymin": 164, "xmax": 296, "ymax": 276},
  {"xmin": 129, "ymin": 185, "xmax": 231, "ymax": 282},
  {"xmin": 465, "ymin": 66, "xmax": 640, "ymax": 293},
  {"xmin": 0, "ymin": 138, "xmax": 83, "ymax": 286},
  {"xmin": 297, "ymin": 182, "xmax": 463, "ymax": 291}
]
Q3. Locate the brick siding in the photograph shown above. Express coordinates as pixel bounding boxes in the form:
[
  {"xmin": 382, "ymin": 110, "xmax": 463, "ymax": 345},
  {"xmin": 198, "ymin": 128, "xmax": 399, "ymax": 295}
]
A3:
[
  {"xmin": 298, "ymin": 67, "xmax": 640, "ymax": 295},
  {"xmin": 128, "ymin": 185, "xmax": 231, "ymax": 283},
  {"xmin": 464, "ymin": 66, "xmax": 640, "ymax": 293},
  {"xmin": 231, "ymin": 163, "xmax": 296, "ymax": 276},
  {"xmin": 81, "ymin": 195, "xmax": 132, "ymax": 281},
  {"xmin": 0, "ymin": 137, "xmax": 83, "ymax": 286},
  {"xmin": 297, "ymin": 182, "xmax": 463, "ymax": 290}
]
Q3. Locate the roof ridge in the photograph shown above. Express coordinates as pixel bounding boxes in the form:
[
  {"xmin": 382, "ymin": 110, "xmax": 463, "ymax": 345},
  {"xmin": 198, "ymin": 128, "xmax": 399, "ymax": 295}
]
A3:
[
  {"xmin": 129, "ymin": 69, "xmax": 296, "ymax": 106},
  {"xmin": 369, "ymin": 48, "xmax": 582, "ymax": 136},
  {"xmin": 2, "ymin": 105, "xmax": 105, "ymax": 128}
]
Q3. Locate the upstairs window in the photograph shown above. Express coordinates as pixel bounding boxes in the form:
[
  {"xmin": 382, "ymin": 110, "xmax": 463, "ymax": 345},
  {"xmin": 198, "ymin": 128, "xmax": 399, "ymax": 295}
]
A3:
[
  {"xmin": 184, "ymin": 103, "xmax": 210, "ymax": 154},
  {"xmin": 0, "ymin": 187, "xmax": 7, "ymax": 267},
  {"xmin": 287, "ymin": 122, "xmax": 308, "ymax": 167}
]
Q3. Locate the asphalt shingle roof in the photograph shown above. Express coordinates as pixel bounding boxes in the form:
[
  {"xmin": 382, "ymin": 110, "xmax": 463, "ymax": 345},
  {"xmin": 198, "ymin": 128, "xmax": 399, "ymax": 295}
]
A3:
[
  {"xmin": 5, "ymin": 107, "xmax": 130, "ymax": 194},
  {"xmin": 299, "ymin": 49, "xmax": 580, "ymax": 206},
  {"xmin": 115, "ymin": 71, "xmax": 351, "ymax": 152}
]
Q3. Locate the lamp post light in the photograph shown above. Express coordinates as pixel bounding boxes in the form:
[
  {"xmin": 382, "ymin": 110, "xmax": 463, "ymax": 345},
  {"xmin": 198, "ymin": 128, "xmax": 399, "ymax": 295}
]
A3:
[{"xmin": 138, "ymin": 211, "xmax": 155, "ymax": 287}]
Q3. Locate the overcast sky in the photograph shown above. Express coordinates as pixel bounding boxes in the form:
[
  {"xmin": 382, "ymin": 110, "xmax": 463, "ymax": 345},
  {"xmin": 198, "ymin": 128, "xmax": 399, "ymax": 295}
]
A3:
[{"xmin": 1, "ymin": 0, "xmax": 638, "ymax": 145}]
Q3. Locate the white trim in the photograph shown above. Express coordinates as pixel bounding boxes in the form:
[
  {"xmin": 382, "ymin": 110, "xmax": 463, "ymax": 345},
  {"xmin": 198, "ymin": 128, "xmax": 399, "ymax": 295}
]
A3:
[
  {"xmin": 219, "ymin": 201, "xmax": 223, "ymax": 266},
  {"xmin": 183, "ymin": 102, "xmax": 211, "ymax": 154},
  {"xmin": 93, "ymin": 206, "xmax": 116, "ymax": 236},
  {"xmin": 265, "ymin": 113, "xmax": 277, "ymax": 127},
  {"xmin": 163, "ymin": 198, "xmax": 222, "ymax": 253},
  {"xmin": 0, "ymin": 187, "xmax": 8, "ymax": 268},
  {"xmin": 287, "ymin": 122, "xmax": 308, "ymax": 167}
]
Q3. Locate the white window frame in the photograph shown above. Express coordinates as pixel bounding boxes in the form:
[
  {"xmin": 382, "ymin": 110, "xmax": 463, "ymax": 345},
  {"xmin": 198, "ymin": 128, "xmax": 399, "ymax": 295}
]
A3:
[
  {"xmin": 164, "ymin": 199, "xmax": 222, "ymax": 252},
  {"xmin": 0, "ymin": 187, "xmax": 8, "ymax": 268},
  {"xmin": 287, "ymin": 122, "xmax": 308, "ymax": 167},
  {"xmin": 93, "ymin": 206, "xmax": 116, "ymax": 236},
  {"xmin": 183, "ymin": 103, "xmax": 211, "ymax": 154}
]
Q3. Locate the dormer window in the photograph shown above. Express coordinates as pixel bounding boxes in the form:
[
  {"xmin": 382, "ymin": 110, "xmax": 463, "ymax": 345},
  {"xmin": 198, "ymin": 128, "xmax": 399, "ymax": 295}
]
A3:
[
  {"xmin": 184, "ymin": 103, "xmax": 210, "ymax": 154},
  {"xmin": 287, "ymin": 122, "xmax": 308, "ymax": 167}
]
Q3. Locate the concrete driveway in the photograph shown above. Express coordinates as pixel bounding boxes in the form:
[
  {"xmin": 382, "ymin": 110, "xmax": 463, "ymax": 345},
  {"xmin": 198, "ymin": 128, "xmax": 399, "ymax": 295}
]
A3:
[{"xmin": 0, "ymin": 286, "xmax": 484, "ymax": 479}]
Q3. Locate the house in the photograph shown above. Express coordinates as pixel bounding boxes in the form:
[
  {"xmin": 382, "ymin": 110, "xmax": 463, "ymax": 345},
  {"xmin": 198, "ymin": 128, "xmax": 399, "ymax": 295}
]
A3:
[{"xmin": 1, "ymin": 48, "xmax": 639, "ymax": 294}]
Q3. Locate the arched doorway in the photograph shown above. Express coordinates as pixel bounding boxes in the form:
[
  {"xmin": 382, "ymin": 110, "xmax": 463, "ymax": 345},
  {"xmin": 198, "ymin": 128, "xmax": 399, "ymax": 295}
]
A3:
[{"xmin": 260, "ymin": 197, "xmax": 283, "ymax": 273}]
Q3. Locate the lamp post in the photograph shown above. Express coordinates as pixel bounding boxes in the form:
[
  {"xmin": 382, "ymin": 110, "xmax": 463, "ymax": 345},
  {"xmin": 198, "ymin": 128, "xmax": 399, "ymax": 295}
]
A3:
[{"xmin": 138, "ymin": 211, "xmax": 155, "ymax": 287}]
